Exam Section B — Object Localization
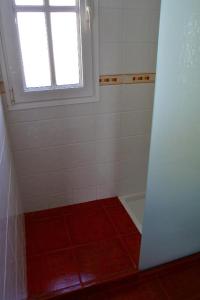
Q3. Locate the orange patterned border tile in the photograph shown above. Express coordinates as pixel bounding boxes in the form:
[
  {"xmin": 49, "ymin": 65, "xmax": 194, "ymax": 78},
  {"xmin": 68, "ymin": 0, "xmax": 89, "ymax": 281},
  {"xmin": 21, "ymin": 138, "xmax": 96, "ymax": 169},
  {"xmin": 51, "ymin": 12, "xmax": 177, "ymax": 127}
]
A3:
[
  {"xmin": 99, "ymin": 75, "xmax": 123, "ymax": 86},
  {"xmin": 99, "ymin": 73, "xmax": 155, "ymax": 86}
]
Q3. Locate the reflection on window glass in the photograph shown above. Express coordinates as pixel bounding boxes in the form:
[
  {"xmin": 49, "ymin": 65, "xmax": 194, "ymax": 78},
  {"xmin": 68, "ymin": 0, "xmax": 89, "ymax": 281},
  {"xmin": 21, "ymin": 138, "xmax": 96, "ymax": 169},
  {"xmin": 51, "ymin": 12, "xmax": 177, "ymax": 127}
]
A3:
[
  {"xmin": 51, "ymin": 12, "xmax": 80, "ymax": 85},
  {"xmin": 15, "ymin": 0, "xmax": 43, "ymax": 5},
  {"xmin": 49, "ymin": 0, "xmax": 76, "ymax": 6},
  {"xmin": 17, "ymin": 12, "xmax": 51, "ymax": 88}
]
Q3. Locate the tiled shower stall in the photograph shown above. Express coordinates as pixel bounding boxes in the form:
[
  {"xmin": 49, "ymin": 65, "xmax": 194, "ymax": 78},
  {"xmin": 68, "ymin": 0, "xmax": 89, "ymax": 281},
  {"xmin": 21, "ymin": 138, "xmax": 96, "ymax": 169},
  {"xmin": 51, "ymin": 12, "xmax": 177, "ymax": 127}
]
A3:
[
  {"xmin": 7, "ymin": 0, "xmax": 160, "ymax": 212},
  {"xmin": 0, "ymin": 0, "xmax": 160, "ymax": 298}
]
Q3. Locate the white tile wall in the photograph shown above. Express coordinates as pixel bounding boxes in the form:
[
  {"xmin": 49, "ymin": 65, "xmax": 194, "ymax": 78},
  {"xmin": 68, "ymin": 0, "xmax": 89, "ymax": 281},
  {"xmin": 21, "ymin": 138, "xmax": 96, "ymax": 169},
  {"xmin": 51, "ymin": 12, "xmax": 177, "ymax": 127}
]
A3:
[
  {"xmin": 10, "ymin": 115, "xmax": 96, "ymax": 150},
  {"xmin": 100, "ymin": 42, "xmax": 123, "ymax": 74},
  {"xmin": 100, "ymin": 8, "xmax": 123, "ymax": 43},
  {"xmin": 123, "ymin": 0, "xmax": 160, "ymax": 10},
  {"xmin": 122, "ymin": 9, "xmax": 160, "ymax": 43},
  {"xmin": 120, "ymin": 110, "xmax": 152, "ymax": 137},
  {"xmin": 14, "ymin": 142, "xmax": 96, "ymax": 176},
  {"xmin": 23, "ymin": 192, "xmax": 72, "ymax": 212},
  {"xmin": 6, "ymin": 0, "xmax": 161, "ymax": 212},
  {"xmin": 96, "ymin": 113, "xmax": 121, "ymax": 139},
  {"xmin": 121, "ymin": 85, "xmax": 154, "ymax": 111},
  {"xmin": 122, "ymin": 43, "xmax": 158, "ymax": 73},
  {"xmin": 0, "ymin": 99, "xmax": 26, "ymax": 299}
]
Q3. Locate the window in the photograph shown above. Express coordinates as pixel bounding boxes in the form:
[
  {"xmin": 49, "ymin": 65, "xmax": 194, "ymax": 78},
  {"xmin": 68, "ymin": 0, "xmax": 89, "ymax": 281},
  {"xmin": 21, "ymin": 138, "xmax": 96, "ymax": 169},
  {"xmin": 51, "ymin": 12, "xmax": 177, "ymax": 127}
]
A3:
[{"xmin": 0, "ymin": 0, "xmax": 99, "ymax": 109}]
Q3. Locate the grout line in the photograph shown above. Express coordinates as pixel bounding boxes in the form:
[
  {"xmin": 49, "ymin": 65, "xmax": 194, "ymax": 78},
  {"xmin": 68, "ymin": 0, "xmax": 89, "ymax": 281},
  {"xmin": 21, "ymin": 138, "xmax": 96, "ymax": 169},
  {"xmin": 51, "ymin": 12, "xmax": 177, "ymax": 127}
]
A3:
[
  {"xmin": 14, "ymin": 132, "xmax": 151, "ymax": 152},
  {"xmin": 8, "ymin": 108, "xmax": 153, "ymax": 125},
  {"xmin": 100, "ymin": 41, "xmax": 157, "ymax": 44},
  {"xmin": 17, "ymin": 161, "xmax": 115, "ymax": 178},
  {"xmin": 100, "ymin": 201, "xmax": 138, "ymax": 271},
  {"xmin": 26, "ymin": 237, "xmax": 127, "ymax": 260},
  {"xmin": 118, "ymin": 239, "xmax": 138, "ymax": 270},
  {"xmin": 62, "ymin": 213, "xmax": 84, "ymax": 288},
  {"xmin": 25, "ymin": 201, "xmax": 139, "ymax": 257}
]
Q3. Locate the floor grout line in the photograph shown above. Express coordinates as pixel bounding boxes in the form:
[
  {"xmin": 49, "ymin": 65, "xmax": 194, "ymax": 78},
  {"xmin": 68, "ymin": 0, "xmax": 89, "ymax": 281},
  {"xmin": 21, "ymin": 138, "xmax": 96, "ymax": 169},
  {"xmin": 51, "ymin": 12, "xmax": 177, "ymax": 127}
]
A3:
[
  {"xmin": 100, "ymin": 200, "xmax": 140, "ymax": 271},
  {"xmin": 25, "ymin": 198, "xmax": 145, "ymax": 299}
]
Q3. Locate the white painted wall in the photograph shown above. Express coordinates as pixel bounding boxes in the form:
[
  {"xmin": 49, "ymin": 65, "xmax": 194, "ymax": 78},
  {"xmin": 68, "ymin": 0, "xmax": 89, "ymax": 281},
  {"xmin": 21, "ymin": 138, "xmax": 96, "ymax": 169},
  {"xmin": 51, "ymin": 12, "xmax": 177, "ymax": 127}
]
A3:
[
  {"xmin": 0, "ymin": 97, "xmax": 26, "ymax": 299},
  {"xmin": 140, "ymin": 0, "xmax": 200, "ymax": 270},
  {"xmin": 6, "ymin": 0, "xmax": 160, "ymax": 212}
]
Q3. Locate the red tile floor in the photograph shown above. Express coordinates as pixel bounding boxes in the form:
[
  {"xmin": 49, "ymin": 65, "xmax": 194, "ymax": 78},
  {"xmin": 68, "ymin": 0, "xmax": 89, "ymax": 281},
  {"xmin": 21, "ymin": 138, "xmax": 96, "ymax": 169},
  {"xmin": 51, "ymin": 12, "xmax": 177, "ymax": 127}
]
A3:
[
  {"xmin": 25, "ymin": 197, "xmax": 140, "ymax": 299},
  {"xmin": 25, "ymin": 197, "xmax": 200, "ymax": 300}
]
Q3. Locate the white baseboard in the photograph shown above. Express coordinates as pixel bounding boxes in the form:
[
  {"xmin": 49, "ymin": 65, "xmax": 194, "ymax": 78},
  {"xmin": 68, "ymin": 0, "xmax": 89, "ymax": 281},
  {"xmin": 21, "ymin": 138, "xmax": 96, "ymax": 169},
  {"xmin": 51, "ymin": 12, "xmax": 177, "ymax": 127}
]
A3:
[{"xmin": 119, "ymin": 192, "xmax": 145, "ymax": 234}]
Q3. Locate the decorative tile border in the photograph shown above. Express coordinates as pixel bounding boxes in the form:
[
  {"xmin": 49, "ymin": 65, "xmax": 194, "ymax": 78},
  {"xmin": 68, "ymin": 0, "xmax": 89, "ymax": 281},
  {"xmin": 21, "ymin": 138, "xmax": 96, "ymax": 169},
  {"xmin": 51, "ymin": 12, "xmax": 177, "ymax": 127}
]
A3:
[
  {"xmin": 99, "ymin": 73, "xmax": 155, "ymax": 86},
  {"xmin": 0, "ymin": 73, "xmax": 156, "ymax": 95}
]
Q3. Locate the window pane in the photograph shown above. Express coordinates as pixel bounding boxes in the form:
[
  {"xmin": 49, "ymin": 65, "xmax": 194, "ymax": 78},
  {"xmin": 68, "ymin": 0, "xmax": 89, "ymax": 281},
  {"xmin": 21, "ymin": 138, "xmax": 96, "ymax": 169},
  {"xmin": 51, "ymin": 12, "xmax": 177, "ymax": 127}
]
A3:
[
  {"xmin": 15, "ymin": 0, "xmax": 43, "ymax": 5},
  {"xmin": 17, "ymin": 12, "xmax": 51, "ymax": 88},
  {"xmin": 51, "ymin": 12, "xmax": 80, "ymax": 86},
  {"xmin": 49, "ymin": 0, "xmax": 76, "ymax": 6}
]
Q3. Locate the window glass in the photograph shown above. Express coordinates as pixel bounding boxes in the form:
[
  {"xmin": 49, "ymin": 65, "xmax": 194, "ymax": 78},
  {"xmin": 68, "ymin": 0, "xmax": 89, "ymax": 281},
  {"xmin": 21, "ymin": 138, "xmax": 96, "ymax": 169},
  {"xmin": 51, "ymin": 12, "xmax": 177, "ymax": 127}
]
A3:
[
  {"xmin": 17, "ymin": 12, "xmax": 51, "ymax": 88},
  {"xmin": 15, "ymin": 0, "xmax": 44, "ymax": 5},
  {"xmin": 51, "ymin": 12, "xmax": 80, "ymax": 85},
  {"xmin": 49, "ymin": 0, "xmax": 76, "ymax": 6}
]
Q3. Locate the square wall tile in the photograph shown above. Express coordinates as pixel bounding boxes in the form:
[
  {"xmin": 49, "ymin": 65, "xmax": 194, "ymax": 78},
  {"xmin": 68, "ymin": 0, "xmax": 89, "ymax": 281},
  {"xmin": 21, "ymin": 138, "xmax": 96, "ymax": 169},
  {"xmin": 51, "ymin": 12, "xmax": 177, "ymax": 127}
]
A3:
[
  {"xmin": 73, "ymin": 186, "xmax": 97, "ymax": 204},
  {"xmin": 100, "ymin": 0, "xmax": 122, "ymax": 9},
  {"xmin": 19, "ymin": 170, "xmax": 73, "ymax": 199},
  {"xmin": 122, "ymin": 9, "xmax": 160, "ymax": 43},
  {"xmin": 23, "ymin": 191, "xmax": 74, "ymax": 213},
  {"xmin": 122, "ymin": 42, "xmax": 158, "ymax": 73},
  {"xmin": 121, "ymin": 84, "xmax": 155, "ymax": 111},
  {"xmin": 120, "ymin": 110, "xmax": 152, "ymax": 137},
  {"xmin": 100, "ymin": 42, "xmax": 123, "ymax": 74},
  {"xmin": 10, "ymin": 116, "xmax": 96, "ymax": 150},
  {"xmin": 98, "ymin": 86, "xmax": 122, "ymax": 114},
  {"xmin": 97, "ymin": 181, "xmax": 119, "ymax": 200},
  {"xmin": 97, "ymin": 162, "xmax": 120, "ymax": 186},
  {"xmin": 15, "ymin": 142, "xmax": 96, "ymax": 176},
  {"xmin": 123, "ymin": 0, "xmax": 161, "ymax": 10},
  {"xmin": 120, "ymin": 136, "xmax": 150, "ymax": 162},
  {"xmin": 96, "ymin": 139, "xmax": 120, "ymax": 164},
  {"xmin": 71, "ymin": 165, "xmax": 97, "ymax": 189},
  {"xmin": 99, "ymin": 8, "xmax": 123, "ymax": 43},
  {"xmin": 96, "ymin": 113, "xmax": 121, "ymax": 140}
]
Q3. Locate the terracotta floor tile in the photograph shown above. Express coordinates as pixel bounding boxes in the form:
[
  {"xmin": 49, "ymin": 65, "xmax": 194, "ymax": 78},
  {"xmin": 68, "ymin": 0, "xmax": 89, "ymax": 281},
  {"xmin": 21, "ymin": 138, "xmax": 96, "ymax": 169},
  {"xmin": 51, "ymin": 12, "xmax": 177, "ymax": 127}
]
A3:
[
  {"xmin": 26, "ymin": 216, "xmax": 70, "ymax": 257},
  {"xmin": 100, "ymin": 197, "xmax": 123, "ymax": 208},
  {"xmin": 44, "ymin": 250, "xmax": 81, "ymax": 293},
  {"xmin": 27, "ymin": 249, "xmax": 81, "ymax": 297},
  {"xmin": 26, "ymin": 199, "xmax": 141, "ymax": 299},
  {"xmin": 25, "ymin": 199, "xmax": 200, "ymax": 300},
  {"xmin": 75, "ymin": 239, "xmax": 137, "ymax": 285},
  {"xmin": 27, "ymin": 256, "xmax": 46, "ymax": 297},
  {"xmin": 25, "ymin": 206, "xmax": 64, "ymax": 221},
  {"xmin": 105, "ymin": 205, "xmax": 140, "ymax": 235},
  {"xmin": 66, "ymin": 209, "xmax": 115, "ymax": 245},
  {"xmin": 64, "ymin": 200, "xmax": 102, "ymax": 216},
  {"xmin": 121, "ymin": 234, "xmax": 141, "ymax": 266}
]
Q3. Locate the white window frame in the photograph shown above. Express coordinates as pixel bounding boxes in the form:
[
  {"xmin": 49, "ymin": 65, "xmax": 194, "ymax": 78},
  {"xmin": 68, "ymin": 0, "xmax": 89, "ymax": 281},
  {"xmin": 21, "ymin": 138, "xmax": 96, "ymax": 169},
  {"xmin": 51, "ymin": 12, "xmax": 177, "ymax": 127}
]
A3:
[{"xmin": 0, "ymin": 0, "xmax": 99, "ymax": 110}]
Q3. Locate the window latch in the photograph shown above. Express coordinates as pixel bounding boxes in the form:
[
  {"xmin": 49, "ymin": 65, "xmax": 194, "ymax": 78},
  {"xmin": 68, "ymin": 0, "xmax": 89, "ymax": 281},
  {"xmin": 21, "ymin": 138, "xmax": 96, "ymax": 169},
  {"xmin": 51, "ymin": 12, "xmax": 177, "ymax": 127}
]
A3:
[
  {"xmin": 10, "ymin": 87, "xmax": 15, "ymax": 104},
  {"xmin": 85, "ymin": 0, "xmax": 93, "ymax": 30}
]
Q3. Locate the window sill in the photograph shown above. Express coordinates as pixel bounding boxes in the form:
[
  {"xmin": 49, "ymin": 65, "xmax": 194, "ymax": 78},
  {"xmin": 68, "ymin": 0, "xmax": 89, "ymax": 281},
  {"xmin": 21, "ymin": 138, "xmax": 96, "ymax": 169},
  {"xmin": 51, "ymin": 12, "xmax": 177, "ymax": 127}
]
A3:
[{"xmin": 7, "ymin": 93, "xmax": 99, "ymax": 111}]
